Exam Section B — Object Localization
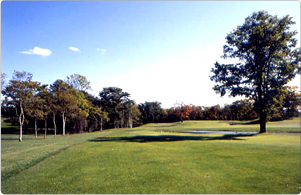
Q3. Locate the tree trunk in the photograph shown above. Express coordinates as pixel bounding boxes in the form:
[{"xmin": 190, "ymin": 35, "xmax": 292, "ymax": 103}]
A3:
[
  {"xmin": 19, "ymin": 124, "xmax": 23, "ymax": 142},
  {"xmin": 44, "ymin": 119, "xmax": 47, "ymax": 139},
  {"xmin": 258, "ymin": 85, "xmax": 266, "ymax": 133},
  {"xmin": 121, "ymin": 110, "xmax": 124, "ymax": 128},
  {"xmin": 62, "ymin": 112, "xmax": 66, "ymax": 136},
  {"xmin": 79, "ymin": 119, "xmax": 83, "ymax": 133},
  {"xmin": 35, "ymin": 118, "xmax": 38, "ymax": 138},
  {"xmin": 180, "ymin": 113, "xmax": 183, "ymax": 123},
  {"xmin": 129, "ymin": 118, "xmax": 133, "ymax": 128},
  {"xmin": 94, "ymin": 117, "xmax": 98, "ymax": 130},
  {"xmin": 259, "ymin": 110, "xmax": 267, "ymax": 133},
  {"xmin": 100, "ymin": 117, "xmax": 103, "ymax": 132},
  {"xmin": 19, "ymin": 114, "xmax": 24, "ymax": 142},
  {"xmin": 19, "ymin": 113, "xmax": 24, "ymax": 142},
  {"xmin": 53, "ymin": 112, "xmax": 57, "ymax": 137},
  {"xmin": 152, "ymin": 113, "xmax": 155, "ymax": 123},
  {"xmin": 18, "ymin": 104, "xmax": 25, "ymax": 142}
]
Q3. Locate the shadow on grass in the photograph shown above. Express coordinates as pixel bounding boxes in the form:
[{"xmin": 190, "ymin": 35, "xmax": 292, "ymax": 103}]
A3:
[
  {"xmin": 230, "ymin": 120, "xmax": 260, "ymax": 125},
  {"xmin": 1, "ymin": 127, "xmax": 20, "ymax": 134},
  {"xmin": 1, "ymin": 136, "xmax": 35, "ymax": 141},
  {"xmin": 89, "ymin": 133, "xmax": 258, "ymax": 143}
]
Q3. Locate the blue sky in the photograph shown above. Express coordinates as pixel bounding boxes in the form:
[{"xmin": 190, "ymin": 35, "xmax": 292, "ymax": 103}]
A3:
[{"xmin": 1, "ymin": 1, "xmax": 300, "ymax": 108}]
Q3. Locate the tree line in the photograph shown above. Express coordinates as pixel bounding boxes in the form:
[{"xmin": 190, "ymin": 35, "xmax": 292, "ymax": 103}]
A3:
[
  {"xmin": 1, "ymin": 10, "xmax": 301, "ymax": 140},
  {"xmin": 1, "ymin": 70, "xmax": 300, "ymax": 142}
]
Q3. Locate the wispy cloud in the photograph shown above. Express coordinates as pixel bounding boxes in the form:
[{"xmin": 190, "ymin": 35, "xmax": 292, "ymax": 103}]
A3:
[
  {"xmin": 69, "ymin": 47, "xmax": 80, "ymax": 52},
  {"xmin": 20, "ymin": 47, "xmax": 52, "ymax": 56},
  {"xmin": 96, "ymin": 48, "xmax": 106, "ymax": 55},
  {"xmin": 117, "ymin": 60, "xmax": 125, "ymax": 65}
]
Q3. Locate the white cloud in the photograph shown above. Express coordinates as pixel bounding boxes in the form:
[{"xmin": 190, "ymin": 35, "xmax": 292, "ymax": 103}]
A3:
[
  {"xmin": 96, "ymin": 48, "xmax": 106, "ymax": 55},
  {"xmin": 117, "ymin": 60, "xmax": 125, "ymax": 65},
  {"xmin": 20, "ymin": 46, "xmax": 52, "ymax": 56},
  {"xmin": 69, "ymin": 47, "xmax": 80, "ymax": 52}
]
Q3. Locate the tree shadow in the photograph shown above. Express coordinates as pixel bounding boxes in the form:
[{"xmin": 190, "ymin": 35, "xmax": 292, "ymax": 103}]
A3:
[
  {"xmin": 88, "ymin": 133, "xmax": 258, "ymax": 143},
  {"xmin": 1, "ymin": 127, "xmax": 20, "ymax": 134},
  {"xmin": 230, "ymin": 120, "xmax": 260, "ymax": 125}
]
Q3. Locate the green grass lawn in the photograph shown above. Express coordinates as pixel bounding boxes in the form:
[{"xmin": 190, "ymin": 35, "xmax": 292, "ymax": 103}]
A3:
[
  {"xmin": 149, "ymin": 117, "xmax": 301, "ymax": 133},
  {"xmin": 1, "ymin": 118, "xmax": 300, "ymax": 194}
]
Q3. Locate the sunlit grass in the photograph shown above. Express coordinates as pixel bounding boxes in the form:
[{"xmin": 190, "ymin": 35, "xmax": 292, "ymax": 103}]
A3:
[
  {"xmin": 150, "ymin": 117, "xmax": 300, "ymax": 133},
  {"xmin": 1, "ymin": 119, "xmax": 300, "ymax": 194}
]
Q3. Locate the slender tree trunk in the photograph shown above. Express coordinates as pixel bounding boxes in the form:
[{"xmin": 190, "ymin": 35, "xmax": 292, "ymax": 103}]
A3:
[
  {"xmin": 129, "ymin": 117, "xmax": 133, "ymax": 128},
  {"xmin": 19, "ymin": 113, "xmax": 24, "ymax": 142},
  {"xmin": 121, "ymin": 110, "xmax": 124, "ymax": 128},
  {"xmin": 128, "ymin": 117, "xmax": 132, "ymax": 128},
  {"xmin": 35, "ymin": 118, "xmax": 38, "ymax": 138},
  {"xmin": 83, "ymin": 119, "xmax": 86, "ymax": 132},
  {"xmin": 44, "ymin": 119, "xmax": 47, "ymax": 139},
  {"xmin": 100, "ymin": 117, "xmax": 103, "ymax": 132},
  {"xmin": 152, "ymin": 112, "xmax": 155, "ymax": 123},
  {"xmin": 62, "ymin": 112, "xmax": 66, "ymax": 136},
  {"xmin": 53, "ymin": 112, "xmax": 57, "ymax": 137},
  {"xmin": 79, "ymin": 119, "xmax": 82, "ymax": 133},
  {"xmin": 94, "ymin": 116, "xmax": 98, "ymax": 130},
  {"xmin": 19, "ymin": 124, "xmax": 23, "ymax": 142},
  {"xmin": 18, "ymin": 103, "xmax": 25, "ymax": 142}
]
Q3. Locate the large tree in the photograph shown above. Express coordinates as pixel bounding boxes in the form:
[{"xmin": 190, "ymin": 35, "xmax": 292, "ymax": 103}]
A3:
[
  {"xmin": 120, "ymin": 100, "xmax": 141, "ymax": 128},
  {"xmin": 210, "ymin": 11, "xmax": 300, "ymax": 133},
  {"xmin": 38, "ymin": 88, "xmax": 52, "ymax": 138},
  {"xmin": 2, "ymin": 71, "xmax": 39, "ymax": 141},
  {"xmin": 139, "ymin": 101, "xmax": 163, "ymax": 123},
  {"xmin": 26, "ymin": 84, "xmax": 48, "ymax": 138},
  {"xmin": 99, "ymin": 87, "xmax": 131, "ymax": 128},
  {"xmin": 280, "ymin": 86, "xmax": 300, "ymax": 119},
  {"xmin": 50, "ymin": 79, "xmax": 78, "ymax": 136},
  {"xmin": 87, "ymin": 105, "xmax": 109, "ymax": 132}
]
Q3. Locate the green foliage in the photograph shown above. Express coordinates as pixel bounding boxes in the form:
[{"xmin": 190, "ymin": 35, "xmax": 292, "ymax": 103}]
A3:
[
  {"xmin": 2, "ymin": 70, "xmax": 43, "ymax": 141},
  {"xmin": 50, "ymin": 80, "xmax": 78, "ymax": 135},
  {"xmin": 87, "ymin": 105, "xmax": 109, "ymax": 132},
  {"xmin": 66, "ymin": 73, "xmax": 92, "ymax": 92},
  {"xmin": 210, "ymin": 11, "xmax": 301, "ymax": 133},
  {"xmin": 98, "ymin": 87, "xmax": 133, "ymax": 128},
  {"xmin": 2, "ymin": 66, "xmax": 299, "ymax": 137},
  {"xmin": 281, "ymin": 86, "xmax": 300, "ymax": 118},
  {"xmin": 139, "ymin": 101, "xmax": 163, "ymax": 123}
]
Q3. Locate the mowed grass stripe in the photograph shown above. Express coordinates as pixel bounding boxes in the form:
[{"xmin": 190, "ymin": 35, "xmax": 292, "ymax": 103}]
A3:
[
  {"xmin": 1, "ymin": 145, "xmax": 71, "ymax": 181},
  {"xmin": 1, "ymin": 130, "xmax": 118, "ymax": 181}
]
